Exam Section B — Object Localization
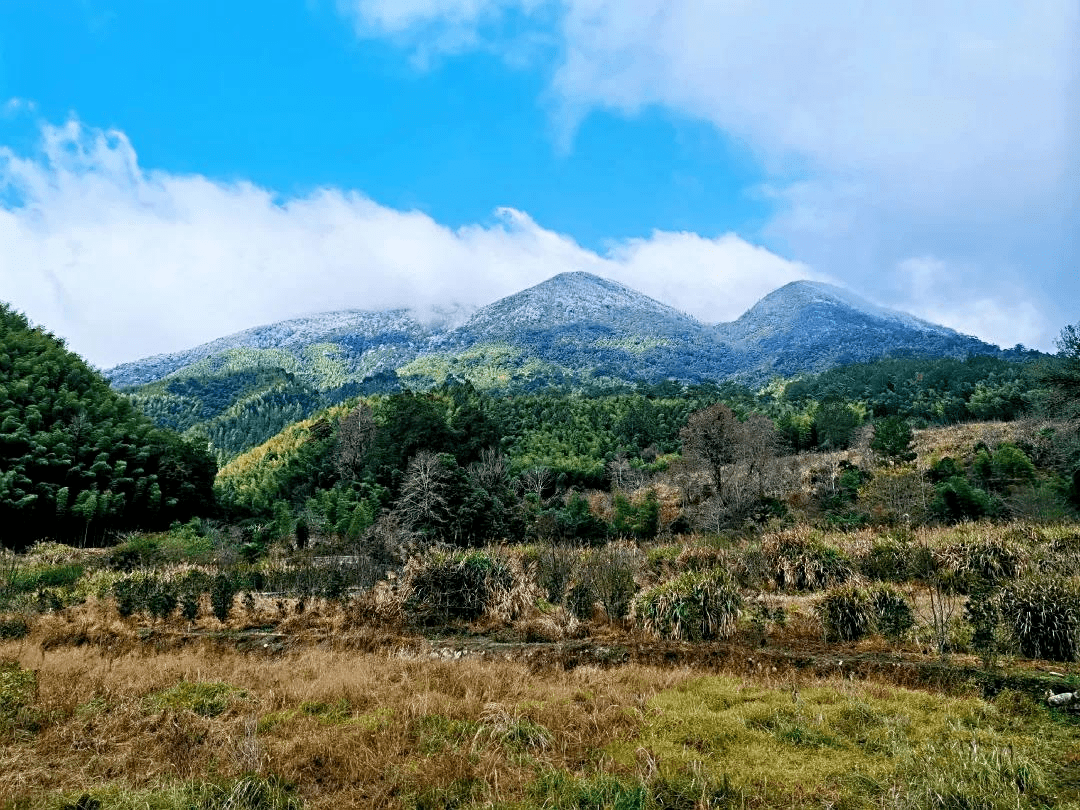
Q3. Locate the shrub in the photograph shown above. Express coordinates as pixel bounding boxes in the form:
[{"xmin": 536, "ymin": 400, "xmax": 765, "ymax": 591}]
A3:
[
  {"xmin": 107, "ymin": 534, "xmax": 163, "ymax": 571},
  {"xmin": 870, "ymin": 416, "xmax": 916, "ymax": 463},
  {"xmin": 566, "ymin": 578, "xmax": 596, "ymax": 621},
  {"xmin": 965, "ymin": 587, "xmax": 1005, "ymax": 668},
  {"xmin": 145, "ymin": 578, "xmax": 179, "ymax": 621},
  {"xmin": 9, "ymin": 563, "xmax": 84, "ymax": 595},
  {"xmin": 582, "ymin": 542, "xmax": 640, "ymax": 621},
  {"xmin": 633, "ymin": 568, "xmax": 742, "ymax": 641},
  {"xmin": 932, "ymin": 477, "xmax": 1000, "ymax": 522},
  {"xmin": 1001, "ymin": 576, "xmax": 1080, "ymax": 661},
  {"xmin": 525, "ymin": 542, "xmax": 578, "ymax": 604},
  {"xmin": 870, "ymin": 584, "xmax": 915, "ymax": 640},
  {"xmin": 210, "ymin": 572, "xmax": 240, "ymax": 623},
  {"xmin": 938, "ymin": 534, "xmax": 1025, "ymax": 593},
  {"xmin": 817, "ymin": 583, "xmax": 916, "ymax": 643},
  {"xmin": 0, "ymin": 615, "xmax": 29, "ymax": 639},
  {"xmin": 764, "ymin": 530, "xmax": 855, "ymax": 592},
  {"xmin": 815, "ymin": 584, "xmax": 876, "ymax": 642},
  {"xmin": 402, "ymin": 551, "xmax": 513, "ymax": 625},
  {"xmin": 859, "ymin": 537, "xmax": 913, "ymax": 582}
]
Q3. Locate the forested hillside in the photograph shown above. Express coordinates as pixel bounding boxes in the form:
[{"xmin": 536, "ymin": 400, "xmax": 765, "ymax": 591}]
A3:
[
  {"xmin": 210, "ymin": 346, "xmax": 1078, "ymax": 552},
  {"xmin": 0, "ymin": 304, "xmax": 217, "ymax": 548}
]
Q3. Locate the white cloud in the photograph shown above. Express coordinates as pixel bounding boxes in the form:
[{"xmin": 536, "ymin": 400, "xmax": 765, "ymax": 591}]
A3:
[
  {"xmin": 338, "ymin": 0, "xmax": 1078, "ymax": 350},
  {"xmin": 894, "ymin": 257, "xmax": 1045, "ymax": 350},
  {"xmin": 0, "ymin": 118, "xmax": 817, "ymax": 368},
  {"xmin": 3, "ymin": 97, "xmax": 37, "ymax": 115}
]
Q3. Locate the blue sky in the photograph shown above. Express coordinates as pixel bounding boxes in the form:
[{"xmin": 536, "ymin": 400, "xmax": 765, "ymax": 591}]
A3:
[{"xmin": 0, "ymin": 1, "xmax": 1075, "ymax": 366}]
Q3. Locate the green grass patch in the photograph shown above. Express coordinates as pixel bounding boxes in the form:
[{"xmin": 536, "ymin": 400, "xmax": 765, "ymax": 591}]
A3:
[
  {"xmin": 299, "ymin": 698, "xmax": 352, "ymax": 724},
  {"xmin": 0, "ymin": 660, "xmax": 40, "ymax": 735},
  {"xmin": 142, "ymin": 681, "xmax": 246, "ymax": 718},
  {"xmin": 34, "ymin": 774, "xmax": 301, "ymax": 810},
  {"xmin": 411, "ymin": 713, "xmax": 482, "ymax": 755},
  {"xmin": 602, "ymin": 675, "xmax": 1072, "ymax": 809},
  {"xmin": 5, "ymin": 563, "xmax": 85, "ymax": 595}
]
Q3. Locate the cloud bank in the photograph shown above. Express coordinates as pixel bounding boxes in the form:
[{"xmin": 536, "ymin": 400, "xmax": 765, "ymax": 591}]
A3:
[
  {"xmin": 343, "ymin": 0, "xmax": 1078, "ymax": 351},
  {"xmin": 0, "ymin": 118, "xmax": 817, "ymax": 368}
]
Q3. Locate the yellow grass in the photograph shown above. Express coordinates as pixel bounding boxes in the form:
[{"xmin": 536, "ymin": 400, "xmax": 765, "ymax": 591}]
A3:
[{"xmin": 3, "ymin": 630, "xmax": 1077, "ymax": 809}]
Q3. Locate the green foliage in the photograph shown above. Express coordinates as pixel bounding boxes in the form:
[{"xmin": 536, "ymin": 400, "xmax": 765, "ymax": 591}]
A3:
[
  {"xmin": 815, "ymin": 584, "xmax": 877, "ymax": 642},
  {"xmin": 143, "ymin": 680, "xmax": 246, "ymax": 717},
  {"xmin": 210, "ymin": 572, "xmax": 239, "ymax": 623},
  {"xmin": 1037, "ymin": 322, "xmax": 1080, "ymax": 419},
  {"xmin": 965, "ymin": 587, "xmax": 1005, "ymax": 668},
  {"xmin": 633, "ymin": 568, "xmax": 743, "ymax": 641},
  {"xmin": 612, "ymin": 491, "xmax": 660, "ymax": 540},
  {"xmin": 1001, "ymin": 576, "xmax": 1080, "ymax": 661},
  {"xmin": 814, "ymin": 400, "xmax": 862, "ymax": 450},
  {"xmin": 870, "ymin": 416, "xmax": 917, "ymax": 463},
  {"xmin": 548, "ymin": 492, "xmax": 610, "ymax": 545},
  {"xmin": 0, "ymin": 302, "xmax": 216, "ymax": 548},
  {"xmin": 782, "ymin": 355, "xmax": 1036, "ymax": 426},
  {"xmin": 402, "ymin": 551, "xmax": 514, "ymax": 625},
  {"xmin": 932, "ymin": 477, "xmax": 999, "ymax": 522},
  {"xmin": 816, "ymin": 583, "xmax": 915, "ymax": 642},
  {"xmin": 128, "ymin": 368, "xmax": 326, "ymax": 465},
  {"xmin": 5, "ymin": 562, "xmax": 84, "ymax": 595},
  {"xmin": 111, "ymin": 571, "xmax": 195, "ymax": 621},
  {"xmin": 870, "ymin": 584, "xmax": 915, "ymax": 640},
  {"xmin": 859, "ymin": 536, "xmax": 916, "ymax": 582},
  {"xmin": 0, "ymin": 615, "xmax": 29, "ymax": 638},
  {"xmin": 764, "ymin": 531, "xmax": 855, "ymax": 592}
]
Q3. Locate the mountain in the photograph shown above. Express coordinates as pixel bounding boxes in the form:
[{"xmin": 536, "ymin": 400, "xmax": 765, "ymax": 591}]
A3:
[
  {"xmin": 107, "ymin": 308, "xmax": 434, "ymax": 391},
  {"xmin": 405, "ymin": 272, "xmax": 732, "ymax": 388},
  {"xmin": 714, "ymin": 280, "xmax": 997, "ymax": 377},
  {"xmin": 107, "ymin": 272, "xmax": 1007, "ymax": 459}
]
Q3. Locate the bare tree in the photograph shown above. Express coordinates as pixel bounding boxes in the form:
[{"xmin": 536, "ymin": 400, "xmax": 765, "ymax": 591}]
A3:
[
  {"xmin": 681, "ymin": 405, "xmax": 782, "ymax": 502},
  {"xmin": 395, "ymin": 450, "xmax": 451, "ymax": 536},
  {"xmin": 607, "ymin": 455, "xmax": 644, "ymax": 493},
  {"xmin": 519, "ymin": 466, "xmax": 554, "ymax": 504},
  {"xmin": 468, "ymin": 446, "xmax": 509, "ymax": 493},
  {"xmin": 335, "ymin": 403, "xmax": 377, "ymax": 480},
  {"xmin": 740, "ymin": 412, "xmax": 784, "ymax": 498}
]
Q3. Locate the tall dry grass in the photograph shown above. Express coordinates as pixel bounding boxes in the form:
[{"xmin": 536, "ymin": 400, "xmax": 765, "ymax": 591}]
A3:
[{"xmin": 0, "ymin": 639, "xmax": 689, "ymax": 809}]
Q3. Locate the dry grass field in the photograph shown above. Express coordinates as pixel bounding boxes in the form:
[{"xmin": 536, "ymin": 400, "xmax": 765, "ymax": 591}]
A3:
[{"xmin": 2, "ymin": 595, "xmax": 1078, "ymax": 809}]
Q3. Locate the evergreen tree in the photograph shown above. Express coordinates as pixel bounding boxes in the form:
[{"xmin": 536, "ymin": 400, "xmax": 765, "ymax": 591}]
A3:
[
  {"xmin": 870, "ymin": 416, "xmax": 916, "ymax": 464},
  {"xmin": 0, "ymin": 302, "xmax": 216, "ymax": 548}
]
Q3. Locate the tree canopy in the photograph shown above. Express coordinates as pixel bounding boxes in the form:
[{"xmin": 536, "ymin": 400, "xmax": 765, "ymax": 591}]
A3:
[{"xmin": 0, "ymin": 303, "xmax": 217, "ymax": 548}]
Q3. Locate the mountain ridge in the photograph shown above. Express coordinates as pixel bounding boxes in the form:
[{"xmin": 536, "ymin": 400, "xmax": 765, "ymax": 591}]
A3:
[{"xmin": 107, "ymin": 271, "xmax": 1003, "ymax": 393}]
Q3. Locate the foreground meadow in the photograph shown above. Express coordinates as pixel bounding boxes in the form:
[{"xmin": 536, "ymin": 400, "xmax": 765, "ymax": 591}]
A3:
[
  {"xmin": 3, "ymin": 513, "xmax": 1080, "ymax": 808},
  {"xmin": 2, "ymin": 637, "xmax": 1078, "ymax": 810}
]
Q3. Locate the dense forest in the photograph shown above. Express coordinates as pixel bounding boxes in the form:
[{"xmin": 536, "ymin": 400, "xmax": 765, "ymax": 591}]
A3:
[
  {"xmin": 0, "ymin": 304, "xmax": 216, "ymax": 549},
  {"xmin": 207, "ymin": 345, "xmax": 1079, "ymax": 554}
]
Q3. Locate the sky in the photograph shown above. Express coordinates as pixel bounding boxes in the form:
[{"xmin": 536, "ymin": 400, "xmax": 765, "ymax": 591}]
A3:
[{"xmin": 0, "ymin": 0, "xmax": 1076, "ymax": 368}]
